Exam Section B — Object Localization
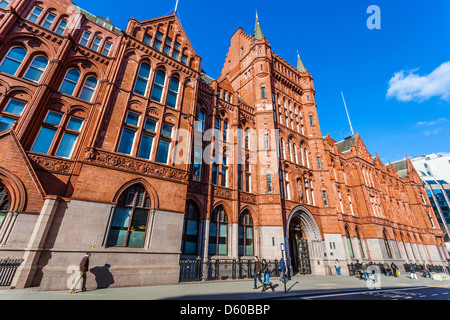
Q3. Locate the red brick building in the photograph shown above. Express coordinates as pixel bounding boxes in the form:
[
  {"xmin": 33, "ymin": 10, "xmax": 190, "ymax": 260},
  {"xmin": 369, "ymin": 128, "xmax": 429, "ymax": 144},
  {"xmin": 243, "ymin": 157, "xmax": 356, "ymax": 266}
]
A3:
[{"xmin": 0, "ymin": 0, "xmax": 447, "ymax": 290}]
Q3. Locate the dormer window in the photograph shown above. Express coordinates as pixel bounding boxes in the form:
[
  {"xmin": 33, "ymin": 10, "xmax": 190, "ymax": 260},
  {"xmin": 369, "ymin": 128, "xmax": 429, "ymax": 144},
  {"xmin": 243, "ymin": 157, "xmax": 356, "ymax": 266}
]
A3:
[
  {"xmin": 102, "ymin": 41, "xmax": 113, "ymax": 56},
  {"xmin": 163, "ymin": 38, "xmax": 172, "ymax": 56},
  {"xmin": 153, "ymin": 32, "xmax": 163, "ymax": 51},
  {"xmin": 41, "ymin": 12, "xmax": 56, "ymax": 29},
  {"xmin": 181, "ymin": 54, "xmax": 188, "ymax": 65},
  {"xmin": 96, "ymin": 18, "xmax": 113, "ymax": 30},
  {"xmin": 79, "ymin": 31, "xmax": 91, "ymax": 46},
  {"xmin": 172, "ymin": 42, "xmax": 181, "ymax": 60},
  {"xmin": 91, "ymin": 36, "xmax": 102, "ymax": 52},
  {"xmin": 27, "ymin": 6, "xmax": 43, "ymax": 23},
  {"xmin": 55, "ymin": 19, "xmax": 68, "ymax": 35},
  {"xmin": 143, "ymin": 34, "xmax": 152, "ymax": 45}
]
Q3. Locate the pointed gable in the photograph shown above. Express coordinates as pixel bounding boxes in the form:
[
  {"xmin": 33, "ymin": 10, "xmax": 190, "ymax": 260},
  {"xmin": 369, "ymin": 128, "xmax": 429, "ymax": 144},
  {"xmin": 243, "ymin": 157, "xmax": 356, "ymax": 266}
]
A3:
[
  {"xmin": 128, "ymin": 14, "xmax": 201, "ymax": 72},
  {"xmin": 373, "ymin": 153, "xmax": 386, "ymax": 171},
  {"xmin": 405, "ymin": 155, "xmax": 422, "ymax": 182},
  {"xmin": 352, "ymin": 133, "xmax": 373, "ymax": 161}
]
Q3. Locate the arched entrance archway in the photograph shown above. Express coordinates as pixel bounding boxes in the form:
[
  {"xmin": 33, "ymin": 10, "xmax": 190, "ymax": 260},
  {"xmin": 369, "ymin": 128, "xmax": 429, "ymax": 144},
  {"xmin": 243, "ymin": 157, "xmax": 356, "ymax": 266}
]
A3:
[{"xmin": 286, "ymin": 206, "xmax": 322, "ymax": 275}]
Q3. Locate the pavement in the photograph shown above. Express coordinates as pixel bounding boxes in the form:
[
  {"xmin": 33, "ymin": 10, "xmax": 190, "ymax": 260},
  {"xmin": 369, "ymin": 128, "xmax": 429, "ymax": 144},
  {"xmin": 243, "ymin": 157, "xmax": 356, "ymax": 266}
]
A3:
[{"xmin": 0, "ymin": 273, "xmax": 449, "ymax": 300}]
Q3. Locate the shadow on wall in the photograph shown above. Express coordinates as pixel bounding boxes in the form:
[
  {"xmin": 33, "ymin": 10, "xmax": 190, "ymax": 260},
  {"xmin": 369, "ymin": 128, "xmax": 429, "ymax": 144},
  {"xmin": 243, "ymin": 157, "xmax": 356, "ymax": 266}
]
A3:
[{"xmin": 90, "ymin": 264, "xmax": 115, "ymax": 289}]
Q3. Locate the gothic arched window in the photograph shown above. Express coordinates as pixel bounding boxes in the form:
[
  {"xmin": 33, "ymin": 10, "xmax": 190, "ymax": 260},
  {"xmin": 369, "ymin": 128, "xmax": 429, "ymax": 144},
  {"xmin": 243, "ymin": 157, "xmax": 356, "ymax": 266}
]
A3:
[
  {"xmin": 0, "ymin": 182, "xmax": 10, "ymax": 229},
  {"xmin": 345, "ymin": 227, "xmax": 354, "ymax": 258},
  {"xmin": 181, "ymin": 201, "xmax": 200, "ymax": 255},
  {"xmin": 384, "ymin": 231, "xmax": 393, "ymax": 259},
  {"xmin": 0, "ymin": 47, "xmax": 27, "ymax": 76},
  {"xmin": 238, "ymin": 210, "xmax": 254, "ymax": 256},
  {"xmin": 107, "ymin": 185, "xmax": 151, "ymax": 248},
  {"xmin": 208, "ymin": 205, "xmax": 228, "ymax": 256}
]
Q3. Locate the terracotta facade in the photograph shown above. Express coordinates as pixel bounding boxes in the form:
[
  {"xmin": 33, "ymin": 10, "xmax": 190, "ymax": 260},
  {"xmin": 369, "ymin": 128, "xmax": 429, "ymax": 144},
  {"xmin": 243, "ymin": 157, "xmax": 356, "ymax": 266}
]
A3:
[{"xmin": 0, "ymin": 0, "xmax": 447, "ymax": 290}]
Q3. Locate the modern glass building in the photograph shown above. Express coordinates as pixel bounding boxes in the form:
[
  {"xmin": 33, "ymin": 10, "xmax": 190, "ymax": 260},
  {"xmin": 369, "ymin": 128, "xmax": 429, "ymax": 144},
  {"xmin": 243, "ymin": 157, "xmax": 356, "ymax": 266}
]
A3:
[{"xmin": 411, "ymin": 153, "xmax": 450, "ymax": 242}]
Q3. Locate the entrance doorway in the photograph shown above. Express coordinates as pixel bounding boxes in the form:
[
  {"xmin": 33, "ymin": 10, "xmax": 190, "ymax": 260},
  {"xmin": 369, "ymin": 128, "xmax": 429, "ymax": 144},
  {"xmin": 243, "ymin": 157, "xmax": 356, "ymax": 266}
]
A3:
[{"xmin": 288, "ymin": 215, "xmax": 311, "ymax": 275}]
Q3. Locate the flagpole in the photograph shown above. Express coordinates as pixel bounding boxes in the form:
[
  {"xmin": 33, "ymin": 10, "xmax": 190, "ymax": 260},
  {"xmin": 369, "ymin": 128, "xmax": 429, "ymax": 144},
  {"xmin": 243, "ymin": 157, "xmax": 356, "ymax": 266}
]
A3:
[
  {"xmin": 175, "ymin": 0, "xmax": 179, "ymax": 13},
  {"xmin": 341, "ymin": 92, "xmax": 355, "ymax": 136}
]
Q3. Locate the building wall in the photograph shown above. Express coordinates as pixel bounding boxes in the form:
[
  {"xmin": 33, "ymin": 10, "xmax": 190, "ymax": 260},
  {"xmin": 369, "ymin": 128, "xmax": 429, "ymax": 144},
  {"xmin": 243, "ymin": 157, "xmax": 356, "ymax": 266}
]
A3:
[{"xmin": 0, "ymin": 0, "xmax": 447, "ymax": 291}]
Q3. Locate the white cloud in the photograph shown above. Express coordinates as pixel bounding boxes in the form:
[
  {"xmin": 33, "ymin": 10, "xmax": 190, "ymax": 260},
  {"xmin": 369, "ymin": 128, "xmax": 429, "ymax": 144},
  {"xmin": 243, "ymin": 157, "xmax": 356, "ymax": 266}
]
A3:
[
  {"xmin": 423, "ymin": 128, "xmax": 441, "ymax": 136},
  {"xmin": 416, "ymin": 117, "xmax": 449, "ymax": 126},
  {"xmin": 387, "ymin": 61, "xmax": 450, "ymax": 102}
]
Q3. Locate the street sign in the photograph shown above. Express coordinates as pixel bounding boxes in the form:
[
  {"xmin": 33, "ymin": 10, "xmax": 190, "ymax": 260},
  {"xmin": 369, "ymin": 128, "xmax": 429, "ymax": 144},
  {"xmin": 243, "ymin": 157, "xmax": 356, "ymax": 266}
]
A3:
[{"xmin": 281, "ymin": 243, "xmax": 285, "ymax": 251}]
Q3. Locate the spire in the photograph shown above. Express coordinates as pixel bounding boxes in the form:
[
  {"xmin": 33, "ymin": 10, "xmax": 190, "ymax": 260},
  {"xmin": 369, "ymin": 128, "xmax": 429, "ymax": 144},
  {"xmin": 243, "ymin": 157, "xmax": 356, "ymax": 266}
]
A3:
[
  {"xmin": 253, "ymin": 11, "xmax": 265, "ymax": 40},
  {"xmin": 297, "ymin": 51, "xmax": 307, "ymax": 72}
]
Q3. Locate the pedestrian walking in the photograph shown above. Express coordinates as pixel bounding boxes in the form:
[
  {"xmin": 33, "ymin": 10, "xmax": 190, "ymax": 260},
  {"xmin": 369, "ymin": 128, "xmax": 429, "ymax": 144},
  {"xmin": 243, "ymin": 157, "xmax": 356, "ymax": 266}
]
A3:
[
  {"xmin": 362, "ymin": 262, "xmax": 369, "ymax": 281},
  {"xmin": 261, "ymin": 259, "xmax": 275, "ymax": 292},
  {"xmin": 421, "ymin": 265, "xmax": 427, "ymax": 278},
  {"xmin": 278, "ymin": 258, "xmax": 287, "ymax": 282},
  {"xmin": 355, "ymin": 260, "xmax": 363, "ymax": 280},
  {"xmin": 334, "ymin": 259, "xmax": 342, "ymax": 276},
  {"xmin": 383, "ymin": 262, "xmax": 389, "ymax": 276},
  {"xmin": 391, "ymin": 262, "xmax": 398, "ymax": 277},
  {"xmin": 253, "ymin": 256, "xmax": 263, "ymax": 289},
  {"xmin": 70, "ymin": 252, "xmax": 91, "ymax": 293},
  {"xmin": 410, "ymin": 264, "xmax": 418, "ymax": 279}
]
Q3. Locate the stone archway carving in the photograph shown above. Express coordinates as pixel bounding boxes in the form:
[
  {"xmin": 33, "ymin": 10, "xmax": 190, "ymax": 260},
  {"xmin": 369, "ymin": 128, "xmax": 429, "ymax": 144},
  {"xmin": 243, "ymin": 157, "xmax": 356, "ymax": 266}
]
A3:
[
  {"xmin": 286, "ymin": 205, "xmax": 321, "ymax": 241},
  {"xmin": 285, "ymin": 206, "xmax": 322, "ymax": 274}
]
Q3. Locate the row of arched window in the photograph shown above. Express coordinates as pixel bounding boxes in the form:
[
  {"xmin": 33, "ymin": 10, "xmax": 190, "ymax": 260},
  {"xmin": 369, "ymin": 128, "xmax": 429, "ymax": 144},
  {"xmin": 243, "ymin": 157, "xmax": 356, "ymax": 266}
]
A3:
[
  {"xmin": 345, "ymin": 227, "xmax": 431, "ymax": 262},
  {"xmin": 133, "ymin": 63, "xmax": 180, "ymax": 109},
  {"xmin": 21, "ymin": 2, "xmax": 115, "ymax": 57},
  {"xmin": 280, "ymin": 138, "xmax": 310, "ymax": 167},
  {"xmin": 106, "ymin": 185, "xmax": 255, "ymax": 256},
  {"xmin": 0, "ymin": 47, "xmax": 99, "ymax": 102}
]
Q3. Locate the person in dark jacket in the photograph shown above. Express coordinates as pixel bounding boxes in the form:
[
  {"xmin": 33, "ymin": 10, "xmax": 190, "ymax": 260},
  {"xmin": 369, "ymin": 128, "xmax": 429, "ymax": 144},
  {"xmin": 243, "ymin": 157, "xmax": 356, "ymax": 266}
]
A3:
[
  {"xmin": 355, "ymin": 260, "xmax": 363, "ymax": 280},
  {"xmin": 261, "ymin": 259, "xmax": 275, "ymax": 292},
  {"xmin": 391, "ymin": 262, "xmax": 398, "ymax": 277},
  {"xmin": 70, "ymin": 253, "xmax": 91, "ymax": 293},
  {"xmin": 253, "ymin": 256, "xmax": 263, "ymax": 289}
]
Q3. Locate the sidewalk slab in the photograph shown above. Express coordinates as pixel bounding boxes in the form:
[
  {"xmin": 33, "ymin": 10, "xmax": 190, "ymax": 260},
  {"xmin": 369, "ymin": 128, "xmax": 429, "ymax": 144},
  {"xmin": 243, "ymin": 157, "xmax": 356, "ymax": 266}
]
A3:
[{"xmin": 0, "ymin": 274, "xmax": 447, "ymax": 300}]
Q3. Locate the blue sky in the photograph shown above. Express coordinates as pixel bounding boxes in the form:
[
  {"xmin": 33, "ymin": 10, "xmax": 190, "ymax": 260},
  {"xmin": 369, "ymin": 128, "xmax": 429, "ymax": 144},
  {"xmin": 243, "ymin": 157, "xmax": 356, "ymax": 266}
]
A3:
[{"xmin": 75, "ymin": 0, "xmax": 450, "ymax": 163}]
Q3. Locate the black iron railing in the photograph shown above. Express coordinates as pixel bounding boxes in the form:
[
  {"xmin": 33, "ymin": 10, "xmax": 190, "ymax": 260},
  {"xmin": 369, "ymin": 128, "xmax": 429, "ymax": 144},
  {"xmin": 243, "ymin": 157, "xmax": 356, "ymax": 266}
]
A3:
[
  {"xmin": 404, "ymin": 263, "xmax": 444, "ymax": 274},
  {"xmin": 0, "ymin": 258, "xmax": 23, "ymax": 287},
  {"xmin": 347, "ymin": 262, "xmax": 446, "ymax": 277},
  {"xmin": 179, "ymin": 259, "xmax": 282, "ymax": 283}
]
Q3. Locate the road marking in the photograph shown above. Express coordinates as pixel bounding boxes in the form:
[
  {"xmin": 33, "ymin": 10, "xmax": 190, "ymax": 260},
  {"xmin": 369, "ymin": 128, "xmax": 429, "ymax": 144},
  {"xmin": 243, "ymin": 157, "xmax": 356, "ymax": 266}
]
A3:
[{"xmin": 301, "ymin": 286, "xmax": 430, "ymax": 300}]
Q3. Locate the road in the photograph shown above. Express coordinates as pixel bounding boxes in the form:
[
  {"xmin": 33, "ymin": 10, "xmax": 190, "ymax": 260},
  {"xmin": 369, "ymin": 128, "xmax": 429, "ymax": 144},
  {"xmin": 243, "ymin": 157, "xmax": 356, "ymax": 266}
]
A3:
[{"xmin": 295, "ymin": 285, "xmax": 450, "ymax": 300}]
